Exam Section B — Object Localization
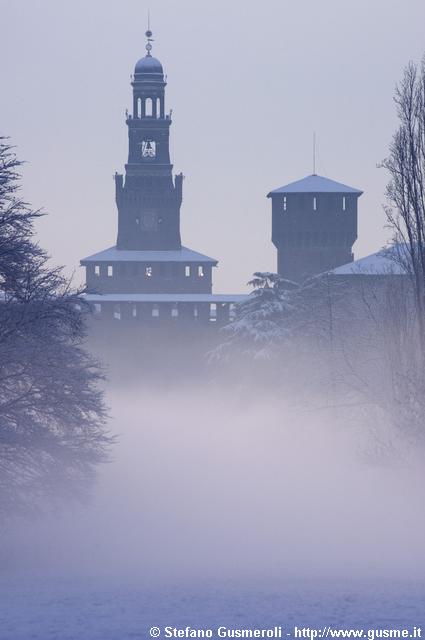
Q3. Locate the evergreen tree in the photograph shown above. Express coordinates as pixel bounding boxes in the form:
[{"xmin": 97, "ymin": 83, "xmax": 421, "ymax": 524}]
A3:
[{"xmin": 210, "ymin": 272, "xmax": 298, "ymax": 362}]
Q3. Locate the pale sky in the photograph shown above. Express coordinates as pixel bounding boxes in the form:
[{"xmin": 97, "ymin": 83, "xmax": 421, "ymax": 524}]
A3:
[{"xmin": 2, "ymin": 0, "xmax": 425, "ymax": 293}]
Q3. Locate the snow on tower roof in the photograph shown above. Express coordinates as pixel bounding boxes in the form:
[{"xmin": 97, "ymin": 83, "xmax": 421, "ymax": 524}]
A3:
[
  {"xmin": 80, "ymin": 246, "xmax": 218, "ymax": 265},
  {"xmin": 84, "ymin": 293, "xmax": 247, "ymax": 303},
  {"xmin": 134, "ymin": 55, "xmax": 163, "ymax": 76},
  {"xmin": 330, "ymin": 246, "xmax": 407, "ymax": 276},
  {"xmin": 267, "ymin": 174, "xmax": 363, "ymax": 196}
]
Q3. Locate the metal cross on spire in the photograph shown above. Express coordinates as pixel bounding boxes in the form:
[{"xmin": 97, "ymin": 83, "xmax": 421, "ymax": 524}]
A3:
[{"xmin": 145, "ymin": 11, "xmax": 154, "ymax": 56}]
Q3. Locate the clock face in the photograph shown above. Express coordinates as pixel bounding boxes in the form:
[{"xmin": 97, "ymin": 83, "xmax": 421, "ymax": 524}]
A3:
[{"xmin": 141, "ymin": 140, "xmax": 156, "ymax": 158}]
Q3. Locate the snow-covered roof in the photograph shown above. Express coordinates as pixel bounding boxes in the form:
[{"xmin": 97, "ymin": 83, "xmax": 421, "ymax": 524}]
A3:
[
  {"xmin": 134, "ymin": 55, "xmax": 163, "ymax": 76},
  {"xmin": 331, "ymin": 247, "xmax": 407, "ymax": 276},
  {"xmin": 81, "ymin": 246, "xmax": 218, "ymax": 264},
  {"xmin": 84, "ymin": 293, "xmax": 247, "ymax": 303},
  {"xmin": 268, "ymin": 174, "xmax": 363, "ymax": 196}
]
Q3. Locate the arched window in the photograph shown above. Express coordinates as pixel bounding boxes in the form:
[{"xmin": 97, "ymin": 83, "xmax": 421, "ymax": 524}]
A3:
[
  {"xmin": 157, "ymin": 98, "xmax": 161, "ymax": 118},
  {"xmin": 145, "ymin": 97, "xmax": 153, "ymax": 117}
]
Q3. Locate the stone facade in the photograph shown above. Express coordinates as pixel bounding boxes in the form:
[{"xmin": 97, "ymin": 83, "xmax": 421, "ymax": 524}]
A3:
[{"xmin": 268, "ymin": 174, "xmax": 362, "ymax": 283}]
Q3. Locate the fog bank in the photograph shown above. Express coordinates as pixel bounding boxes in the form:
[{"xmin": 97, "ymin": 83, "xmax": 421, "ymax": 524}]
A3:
[{"xmin": 4, "ymin": 383, "xmax": 425, "ymax": 585}]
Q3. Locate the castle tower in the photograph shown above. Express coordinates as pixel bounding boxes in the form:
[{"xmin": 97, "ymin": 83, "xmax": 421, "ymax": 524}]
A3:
[
  {"xmin": 81, "ymin": 29, "xmax": 243, "ymax": 327},
  {"xmin": 267, "ymin": 174, "xmax": 362, "ymax": 283},
  {"xmin": 116, "ymin": 30, "xmax": 182, "ymax": 250}
]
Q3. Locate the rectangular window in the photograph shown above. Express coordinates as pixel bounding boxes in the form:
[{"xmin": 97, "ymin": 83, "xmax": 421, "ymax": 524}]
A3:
[
  {"xmin": 342, "ymin": 196, "xmax": 346, "ymax": 211},
  {"xmin": 185, "ymin": 265, "xmax": 191, "ymax": 277},
  {"xmin": 145, "ymin": 266, "xmax": 153, "ymax": 277},
  {"xmin": 313, "ymin": 197, "xmax": 317, "ymax": 211},
  {"xmin": 283, "ymin": 196, "xmax": 287, "ymax": 211},
  {"xmin": 229, "ymin": 303, "xmax": 236, "ymax": 321},
  {"xmin": 193, "ymin": 305, "xmax": 198, "ymax": 318},
  {"xmin": 113, "ymin": 304, "xmax": 121, "ymax": 320},
  {"xmin": 94, "ymin": 265, "xmax": 100, "ymax": 276},
  {"xmin": 132, "ymin": 305, "xmax": 137, "ymax": 318},
  {"xmin": 171, "ymin": 305, "xmax": 178, "ymax": 318},
  {"xmin": 152, "ymin": 304, "xmax": 159, "ymax": 317},
  {"xmin": 107, "ymin": 265, "xmax": 113, "ymax": 277},
  {"xmin": 210, "ymin": 303, "xmax": 217, "ymax": 319},
  {"xmin": 198, "ymin": 265, "xmax": 205, "ymax": 277},
  {"xmin": 93, "ymin": 303, "xmax": 101, "ymax": 314}
]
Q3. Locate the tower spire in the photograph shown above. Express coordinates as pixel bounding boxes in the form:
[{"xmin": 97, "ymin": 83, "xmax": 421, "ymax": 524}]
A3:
[{"xmin": 145, "ymin": 12, "xmax": 154, "ymax": 57}]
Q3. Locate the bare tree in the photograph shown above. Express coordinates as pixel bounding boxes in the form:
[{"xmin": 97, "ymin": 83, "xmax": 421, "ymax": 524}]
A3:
[
  {"xmin": 0, "ymin": 139, "xmax": 112, "ymax": 519},
  {"xmin": 381, "ymin": 58, "xmax": 425, "ymax": 345}
]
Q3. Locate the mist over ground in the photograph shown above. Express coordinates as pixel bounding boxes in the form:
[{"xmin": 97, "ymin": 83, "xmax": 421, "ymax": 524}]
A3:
[{"xmin": 4, "ymin": 366, "xmax": 425, "ymax": 581}]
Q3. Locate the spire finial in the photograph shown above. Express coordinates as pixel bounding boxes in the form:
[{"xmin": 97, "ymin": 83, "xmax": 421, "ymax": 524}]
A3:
[
  {"xmin": 313, "ymin": 131, "xmax": 317, "ymax": 175},
  {"xmin": 145, "ymin": 11, "xmax": 153, "ymax": 57}
]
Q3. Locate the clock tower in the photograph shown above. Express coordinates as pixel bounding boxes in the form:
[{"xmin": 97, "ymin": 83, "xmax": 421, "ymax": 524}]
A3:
[
  {"xmin": 81, "ymin": 28, "xmax": 245, "ymax": 325},
  {"xmin": 116, "ymin": 29, "xmax": 182, "ymax": 250}
]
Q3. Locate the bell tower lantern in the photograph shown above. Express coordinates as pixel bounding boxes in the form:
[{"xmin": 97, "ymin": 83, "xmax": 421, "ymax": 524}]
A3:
[{"xmin": 132, "ymin": 29, "xmax": 165, "ymax": 120}]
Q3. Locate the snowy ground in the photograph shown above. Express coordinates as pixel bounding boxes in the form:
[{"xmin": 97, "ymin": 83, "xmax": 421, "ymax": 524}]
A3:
[{"xmin": 0, "ymin": 576, "xmax": 423, "ymax": 640}]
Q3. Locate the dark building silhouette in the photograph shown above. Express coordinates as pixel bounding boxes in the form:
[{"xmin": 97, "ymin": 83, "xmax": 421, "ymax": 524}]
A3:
[
  {"xmin": 267, "ymin": 174, "xmax": 363, "ymax": 283},
  {"xmin": 81, "ymin": 31, "xmax": 365, "ymax": 339},
  {"xmin": 81, "ymin": 31, "xmax": 244, "ymax": 328},
  {"xmin": 116, "ymin": 50, "xmax": 181, "ymax": 252}
]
